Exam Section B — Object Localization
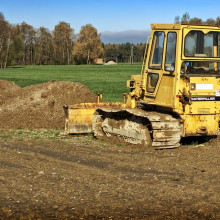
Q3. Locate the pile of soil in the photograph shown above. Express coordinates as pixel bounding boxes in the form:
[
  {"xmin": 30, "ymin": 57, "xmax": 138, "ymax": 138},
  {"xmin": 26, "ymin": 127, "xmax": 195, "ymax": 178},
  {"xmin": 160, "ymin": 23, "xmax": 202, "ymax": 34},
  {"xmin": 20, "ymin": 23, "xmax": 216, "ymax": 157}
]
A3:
[
  {"xmin": 104, "ymin": 61, "xmax": 117, "ymax": 65},
  {"xmin": 0, "ymin": 80, "xmax": 96, "ymax": 129}
]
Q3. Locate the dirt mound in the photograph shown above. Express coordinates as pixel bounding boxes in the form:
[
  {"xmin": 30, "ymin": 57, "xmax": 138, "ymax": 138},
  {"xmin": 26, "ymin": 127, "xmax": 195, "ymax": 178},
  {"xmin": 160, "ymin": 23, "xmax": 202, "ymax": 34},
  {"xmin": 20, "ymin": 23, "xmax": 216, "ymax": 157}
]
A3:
[
  {"xmin": 0, "ymin": 80, "xmax": 21, "ymax": 105},
  {"xmin": 0, "ymin": 80, "xmax": 96, "ymax": 129},
  {"xmin": 0, "ymin": 80, "xmax": 21, "ymax": 93},
  {"xmin": 104, "ymin": 61, "xmax": 117, "ymax": 65}
]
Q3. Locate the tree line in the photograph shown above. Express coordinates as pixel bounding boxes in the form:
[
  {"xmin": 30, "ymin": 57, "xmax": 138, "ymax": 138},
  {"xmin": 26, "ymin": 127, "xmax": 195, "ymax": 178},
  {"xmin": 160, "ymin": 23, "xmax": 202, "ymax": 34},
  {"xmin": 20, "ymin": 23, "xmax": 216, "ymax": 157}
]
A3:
[
  {"xmin": 0, "ymin": 12, "xmax": 146, "ymax": 68},
  {"xmin": 175, "ymin": 13, "xmax": 220, "ymax": 26},
  {"xmin": 0, "ymin": 13, "xmax": 103, "ymax": 67},
  {"xmin": 104, "ymin": 43, "xmax": 146, "ymax": 63},
  {"xmin": 1, "ymin": 12, "xmax": 220, "ymax": 68}
]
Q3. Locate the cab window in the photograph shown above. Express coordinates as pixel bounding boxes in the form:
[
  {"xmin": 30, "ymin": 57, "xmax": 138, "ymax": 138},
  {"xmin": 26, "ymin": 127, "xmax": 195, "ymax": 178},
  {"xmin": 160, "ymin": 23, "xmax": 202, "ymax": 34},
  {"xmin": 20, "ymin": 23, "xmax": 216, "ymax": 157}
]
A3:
[
  {"xmin": 149, "ymin": 31, "xmax": 165, "ymax": 69},
  {"xmin": 184, "ymin": 31, "xmax": 220, "ymax": 58},
  {"xmin": 165, "ymin": 32, "xmax": 176, "ymax": 71},
  {"xmin": 146, "ymin": 73, "xmax": 159, "ymax": 93}
]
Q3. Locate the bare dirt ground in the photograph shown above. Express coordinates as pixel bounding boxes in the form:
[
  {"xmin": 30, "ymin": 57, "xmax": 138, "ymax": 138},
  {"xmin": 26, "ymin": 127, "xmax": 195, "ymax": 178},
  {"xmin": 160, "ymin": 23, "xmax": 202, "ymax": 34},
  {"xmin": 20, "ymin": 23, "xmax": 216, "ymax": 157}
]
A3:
[
  {"xmin": 0, "ymin": 80, "xmax": 220, "ymax": 219},
  {"xmin": 0, "ymin": 130, "xmax": 219, "ymax": 219},
  {"xmin": 0, "ymin": 80, "xmax": 96, "ymax": 129}
]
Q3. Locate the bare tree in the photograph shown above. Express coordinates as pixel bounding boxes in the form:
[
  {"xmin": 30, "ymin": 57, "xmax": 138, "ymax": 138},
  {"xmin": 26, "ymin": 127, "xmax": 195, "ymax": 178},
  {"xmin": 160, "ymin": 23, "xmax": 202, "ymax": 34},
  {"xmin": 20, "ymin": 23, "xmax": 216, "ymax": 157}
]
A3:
[
  {"xmin": 205, "ymin": 18, "xmax": 216, "ymax": 26},
  {"xmin": 16, "ymin": 22, "xmax": 37, "ymax": 65},
  {"xmin": 0, "ymin": 13, "xmax": 11, "ymax": 68},
  {"xmin": 189, "ymin": 17, "xmax": 203, "ymax": 25},
  {"xmin": 216, "ymin": 17, "xmax": 220, "ymax": 26},
  {"xmin": 181, "ymin": 13, "xmax": 190, "ymax": 24},
  {"xmin": 36, "ymin": 27, "xmax": 53, "ymax": 65},
  {"xmin": 53, "ymin": 22, "xmax": 75, "ymax": 65},
  {"xmin": 174, "ymin": 16, "xmax": 180, "ymax": 24},
  {"xmin": 0, "ymin": 12, "xmax": 5, "ymax": 21}
]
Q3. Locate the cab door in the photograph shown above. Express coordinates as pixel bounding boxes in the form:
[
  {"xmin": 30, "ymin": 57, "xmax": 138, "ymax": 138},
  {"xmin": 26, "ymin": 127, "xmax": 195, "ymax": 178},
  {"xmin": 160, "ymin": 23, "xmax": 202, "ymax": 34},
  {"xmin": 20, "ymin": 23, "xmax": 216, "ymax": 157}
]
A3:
[
  {"xmin": 145, "ymin": 31, "xmax": 177, "ymax": 108},
  {"xmin": 145, "ymin": 31, "xmax": 165, "ymax": 96}
]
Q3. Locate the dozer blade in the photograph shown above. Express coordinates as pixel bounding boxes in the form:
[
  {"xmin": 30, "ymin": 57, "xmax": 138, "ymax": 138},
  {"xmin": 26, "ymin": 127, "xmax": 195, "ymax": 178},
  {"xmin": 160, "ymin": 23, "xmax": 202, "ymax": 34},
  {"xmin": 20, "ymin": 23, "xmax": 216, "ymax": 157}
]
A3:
[{"xmin": 63, "ymin": 102, "xmax": 123, "ymax": 134}]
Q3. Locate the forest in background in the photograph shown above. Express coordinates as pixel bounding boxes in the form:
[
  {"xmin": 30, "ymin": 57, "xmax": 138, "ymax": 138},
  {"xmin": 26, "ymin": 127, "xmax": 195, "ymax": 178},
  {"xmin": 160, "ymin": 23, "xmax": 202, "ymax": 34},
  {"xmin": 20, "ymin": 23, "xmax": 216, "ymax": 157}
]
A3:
[{"xmin": 1, "ymin": 12, "xmax": 220, "ymax": 68}]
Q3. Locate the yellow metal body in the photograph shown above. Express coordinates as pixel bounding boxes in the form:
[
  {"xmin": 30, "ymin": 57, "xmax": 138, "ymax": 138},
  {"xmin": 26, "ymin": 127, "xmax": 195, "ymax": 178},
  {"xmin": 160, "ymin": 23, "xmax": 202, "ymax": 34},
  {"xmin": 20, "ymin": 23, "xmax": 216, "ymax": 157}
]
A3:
[
  {"xmin": 127, "ymin": 24, "xmax": 220, "ymax": 136},
  {"xmin": 66, "ymin": 24, "xmax": 220, "ymax": 138}
]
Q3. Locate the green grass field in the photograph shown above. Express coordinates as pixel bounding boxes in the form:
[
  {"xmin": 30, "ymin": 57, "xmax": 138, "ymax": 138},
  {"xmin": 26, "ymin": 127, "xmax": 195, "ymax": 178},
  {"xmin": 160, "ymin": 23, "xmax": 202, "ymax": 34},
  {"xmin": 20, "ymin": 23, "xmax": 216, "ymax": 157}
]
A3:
[{"xmin": 0, "ymin": 63, "xmax": 142, "ymax": 102}]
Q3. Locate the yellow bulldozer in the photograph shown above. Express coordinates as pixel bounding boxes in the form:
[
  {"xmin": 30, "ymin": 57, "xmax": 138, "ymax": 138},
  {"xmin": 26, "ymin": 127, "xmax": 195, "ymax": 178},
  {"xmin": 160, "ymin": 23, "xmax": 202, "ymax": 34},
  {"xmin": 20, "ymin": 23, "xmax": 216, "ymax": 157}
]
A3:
[{"xmin": 64, "ymin": 24, "xmax": 220, "ymax": 149}]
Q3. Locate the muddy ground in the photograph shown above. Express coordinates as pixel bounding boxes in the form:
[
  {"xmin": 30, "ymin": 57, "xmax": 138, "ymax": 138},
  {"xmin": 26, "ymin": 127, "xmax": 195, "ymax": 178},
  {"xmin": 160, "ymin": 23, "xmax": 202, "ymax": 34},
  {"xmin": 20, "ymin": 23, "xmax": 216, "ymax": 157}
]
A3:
[
  {"xmin": 0, "ymin": 80, "xmax": 220, "ymax": 219},
  {"xmin": 0, "ymin": 130, "xmax": 219, "ymax": 219}
]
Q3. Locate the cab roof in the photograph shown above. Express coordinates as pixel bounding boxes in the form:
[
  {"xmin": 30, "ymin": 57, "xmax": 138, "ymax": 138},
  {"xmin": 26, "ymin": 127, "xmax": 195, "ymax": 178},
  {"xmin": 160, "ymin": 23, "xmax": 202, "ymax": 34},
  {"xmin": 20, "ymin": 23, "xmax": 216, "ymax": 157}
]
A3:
[{"xmin": 151, "ymin": 23, "xmax": 220, "ymax": 31}]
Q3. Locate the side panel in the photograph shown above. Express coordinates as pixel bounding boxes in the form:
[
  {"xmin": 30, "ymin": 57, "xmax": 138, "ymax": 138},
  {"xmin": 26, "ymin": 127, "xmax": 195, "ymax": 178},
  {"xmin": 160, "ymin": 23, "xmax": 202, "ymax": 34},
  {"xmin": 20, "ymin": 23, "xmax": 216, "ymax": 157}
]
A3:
[
  {"xmin": 183, "ymin": 114, "xmax": 219, "ymax": 136},
  {"xmin": 177, "ymin": 76, "xmax": 220, "ymax": 136},
  {"xmin": 154, "ymin": 75, "xmax": 175, "ymax": 106}
]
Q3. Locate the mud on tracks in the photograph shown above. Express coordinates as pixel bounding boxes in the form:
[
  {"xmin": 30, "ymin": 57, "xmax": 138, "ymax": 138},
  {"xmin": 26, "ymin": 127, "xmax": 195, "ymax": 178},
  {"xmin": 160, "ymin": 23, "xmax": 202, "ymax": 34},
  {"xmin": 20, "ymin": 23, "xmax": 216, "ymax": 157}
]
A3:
[{"xmin": 0, "ymin": 80, "xmax": 96, "ymax": 129}]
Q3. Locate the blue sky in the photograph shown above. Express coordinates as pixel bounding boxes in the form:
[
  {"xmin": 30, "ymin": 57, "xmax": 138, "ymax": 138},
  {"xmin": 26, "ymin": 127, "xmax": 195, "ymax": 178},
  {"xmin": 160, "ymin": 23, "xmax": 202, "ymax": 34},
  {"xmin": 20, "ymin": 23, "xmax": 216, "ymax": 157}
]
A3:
[{"xmin": 1, "ymin": 0, "xmax": 220, "ymax": 43}]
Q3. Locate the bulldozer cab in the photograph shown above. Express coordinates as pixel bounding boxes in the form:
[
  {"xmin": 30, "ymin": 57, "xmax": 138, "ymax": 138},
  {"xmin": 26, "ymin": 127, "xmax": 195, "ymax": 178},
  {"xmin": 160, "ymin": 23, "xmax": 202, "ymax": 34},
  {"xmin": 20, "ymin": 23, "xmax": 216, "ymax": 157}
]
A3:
[
  {"xmin": 141, "ymin": 24, "xmax": 179, "ymax": 107},
  {"xmin": 138, "ymin": 24, "xmax": 220, "ymax": 108},
  {"xmin": 129, "ymin": 24, "xmax": 220, "ymax": 136}
]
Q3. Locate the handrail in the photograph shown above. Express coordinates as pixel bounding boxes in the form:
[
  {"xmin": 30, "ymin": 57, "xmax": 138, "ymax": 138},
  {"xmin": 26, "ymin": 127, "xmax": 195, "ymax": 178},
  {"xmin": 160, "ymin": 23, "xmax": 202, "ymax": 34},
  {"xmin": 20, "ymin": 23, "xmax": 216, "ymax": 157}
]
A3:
[{"xmin": 141, "ymin": 36, "xmax": 150, "ymax": 76}]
